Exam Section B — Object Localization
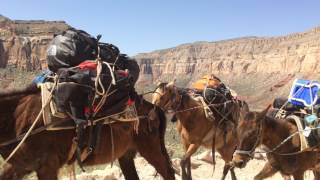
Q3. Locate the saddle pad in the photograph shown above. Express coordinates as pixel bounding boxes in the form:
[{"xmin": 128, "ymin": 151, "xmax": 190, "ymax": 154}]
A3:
[
  {"xmin": 41, "ymin": 82, "xmax": 68, "ymax": 130},
  {"xmin": 97, "ymin": 104, "xmax": 139, "ymax": 123}
]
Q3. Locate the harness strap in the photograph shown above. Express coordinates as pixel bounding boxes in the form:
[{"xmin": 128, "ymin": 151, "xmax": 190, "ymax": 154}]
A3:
[
  {"xmin": 235, "ymin": 122, "xmax": 320, "ymax": 156},
  {"xmin": 234, "ymin": 150, "xmax": 253, "ymax": 156}
]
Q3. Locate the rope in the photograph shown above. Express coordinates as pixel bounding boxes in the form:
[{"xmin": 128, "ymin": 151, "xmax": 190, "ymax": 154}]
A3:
[
  {"xmin": 154, "ymin": 84, "xmax": 234, "ymax": 121},
  {"xmin": 93, "ymin": 48, "xmax": 117, "ymax": 116},
  {"xmin": 132, "ymin": 104, "xmax": 140, "ymax": 134},
  {"xmin": 93, "ymin": 89, "xmax": 117, "ymax": 117},
  {"xmin": 94, "ymin": 46, "xmax": 116, "ymax": 96},
  {"xmin": 1, "ymin": 77, "xmax": 57, "ymax": 168},
  {"xmin": 235, "ymin": 126, "xmax": 320, "ymax": 156},
  {"xmin": 173, "ymin": 100, "xmax": 234, "ymax": 113}
]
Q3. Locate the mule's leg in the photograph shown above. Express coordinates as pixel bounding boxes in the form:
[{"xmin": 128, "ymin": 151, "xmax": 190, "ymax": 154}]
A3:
[
  {"xmin": 180, "ymin": 144, "xmax": 200, "ymax": 180},
  {"xmin": 36, "ymin": 167, "xmax": 59, "ymax": 180},
  {"xmin": 281, "ymin": 174, "xmax": 291, "ymax": 180},
  {"xmin": 218, "ymin": 145, "xmax": 237, "ymax": 180},
  {"xmin": 0, "ymin": 163, "xmax": 30, "ymax": 180},
  {"xmin": 230, "ymin": 168, "xmax": 237, "ymax": 180},
  {"xmin": 36, "ymin": 155, "xmax": 60, "ymax": 180},
  {"xmin": 118, "ymin": 150, "xmax": 139, "ymax": 180},
  {"xmin": 292, "ymin": 171, "xmax": 304, "ymax": 180},
  {"xmin": 136, "ymin": 139, "xmax": 175, "ymax": 180},
  {"xmin": 220, "ymin": 163, "xmax": 235, "ymax": 180},
  {"xmin": 254, "ymin": 161, "xmax": 278, "ymax": 180},
  {"xmin": 313, "ymin": 170, "xmax": 320, "ymax": 180},
  {"xmin": 67, "ymin": 164, "xmax": 76, "ymax": 180},
  {"xmin": 180, "ymin": 139, "xmax": 190, "ymax": 180},
  {"xmin": 186, "ymin": 157, "xmax": 192, "ymax": 179}
]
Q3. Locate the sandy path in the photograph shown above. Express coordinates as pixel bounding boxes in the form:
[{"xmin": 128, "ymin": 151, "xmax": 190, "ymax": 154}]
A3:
[{"xmin": 73, "ymin": 151, "xmax": 315, "ymax": 180}]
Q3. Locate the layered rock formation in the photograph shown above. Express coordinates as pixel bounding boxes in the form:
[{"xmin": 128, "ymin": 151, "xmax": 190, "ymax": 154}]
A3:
[
  {"xmin": 1, "ymin": 14, "xmax": 320, "ymax": 107},
  {"xmin": 0, "ymin": 15, "xmax": 69, "ymax": 70},
  {"xmin": 135, "ymin": 27, "xmax": 320, "ymax": 108}
]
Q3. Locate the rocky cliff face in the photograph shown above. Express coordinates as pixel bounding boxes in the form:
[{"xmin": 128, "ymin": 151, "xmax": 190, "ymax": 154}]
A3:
[
  {"xmin": 0, "ymin": 15, "xmax": 69, "ymax": 71},
  {"xmin": 1, "ymin": 15, "xmax": 319, "ymax": 108},
  {"xmin": 135, "ymin": 27, "xmax": 320, "ymax": 108}
]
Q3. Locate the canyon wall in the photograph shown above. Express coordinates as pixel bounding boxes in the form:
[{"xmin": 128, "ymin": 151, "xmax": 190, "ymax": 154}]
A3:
[
  {"xmin": 135, "ymin": 27, "xmax": 320, "ymax": 108},
  {"xmin": 0, "ymin": 15, "xmax": 69, "ymax": 71},
  {"xmin": 1, "ymin": 14, "xmax": 320, "ymax": 107}
]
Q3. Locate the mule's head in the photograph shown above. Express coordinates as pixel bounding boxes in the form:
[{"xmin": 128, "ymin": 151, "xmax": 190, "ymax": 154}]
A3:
[
  {"xmin": 232, "ymin": 105, "xmax": 270, "ymax": 168},
  {"xmin": 152, "ymin": 80, "xmax": 181, "ymax": 111}
]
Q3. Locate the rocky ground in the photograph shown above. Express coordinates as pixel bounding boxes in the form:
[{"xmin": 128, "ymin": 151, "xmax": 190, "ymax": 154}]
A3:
[{"xmin": 67, "ymin": 151, "xmax": 315, "ymax": 180}]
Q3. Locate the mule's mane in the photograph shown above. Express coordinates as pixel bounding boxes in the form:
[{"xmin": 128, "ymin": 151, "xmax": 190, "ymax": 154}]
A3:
[
  {"xmin": 264, "ymin": 113, "xmax": 296, "ymax": 132},
  {"xmin": 157, "ymin": 82, "xmax": 167, "ymax": 91},
  {"xmin": 177, "ymin": 87, "xmax": 190, "ymax": 95},
  {"xmin": 0, "ymin": 83, "xmax": 39, "ymax": 98},
  {"xmin": 210, "ymin": 74, "xmax": 222, "ymax": 82}
]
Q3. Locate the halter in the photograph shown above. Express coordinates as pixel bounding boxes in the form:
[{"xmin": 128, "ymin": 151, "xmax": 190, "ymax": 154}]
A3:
[
  {"xmin": 163, "ymin": 91, "xmax": 183, "ymax": 114},
  {"xmin": 234, "ymin": 114, "xmax": 265, "ymax": 158}
]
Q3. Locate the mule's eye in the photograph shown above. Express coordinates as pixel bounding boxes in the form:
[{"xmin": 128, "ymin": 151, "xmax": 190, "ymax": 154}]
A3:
[{"xmin": 245, "ymin": 112, "xmax": 255, "ymax": 121}]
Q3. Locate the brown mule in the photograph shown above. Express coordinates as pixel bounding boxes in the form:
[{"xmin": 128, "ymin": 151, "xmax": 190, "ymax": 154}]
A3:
[
  {"xmin": 152, "ymin": 81, "xmax": 247, "ymax": 180},
  {"xmin": 0, "ymin": 85, "xmax": 175, "ymax": 180},
  {"xmin": 232, "ymin": 106, "xmax": 320, "ymax": 180}
]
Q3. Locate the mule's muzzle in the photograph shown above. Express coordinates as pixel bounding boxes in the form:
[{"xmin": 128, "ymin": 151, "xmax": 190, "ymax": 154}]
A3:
[
  {"xmin": 232, "ymin": 159, "xmax": 246, "ymax": 168},
  {"xmin": 232, "ymin": 155, "xmax": 248, "ymax": 168}
]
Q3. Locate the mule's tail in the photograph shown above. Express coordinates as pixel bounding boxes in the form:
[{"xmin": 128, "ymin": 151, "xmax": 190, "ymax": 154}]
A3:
[{"xmin": 156, "ymin": 107, "xmax": 175, "ymax": 176}]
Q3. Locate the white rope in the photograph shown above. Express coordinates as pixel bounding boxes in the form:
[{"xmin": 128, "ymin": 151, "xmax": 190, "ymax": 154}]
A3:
[
  {"xmin": 94, "ymin": 46, "xmax": 116, "ymax": 96},
  {"xmin": 93, "ymin": 46, "xmax": 117, "ymax": 116},
  {"xmin": 103, "ymin": 61, "xmax": 116, "ymax": 85},
  {"xmin": 95, "ymin": 59, "xmax": 106, "ymax": 96}
]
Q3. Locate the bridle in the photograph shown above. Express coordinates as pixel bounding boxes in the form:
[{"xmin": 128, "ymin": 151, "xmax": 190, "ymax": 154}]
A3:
[
  {"xmin": 162, "ymin": 91, "xmax": 183, "ymax": 114},
  {"xmin": 234, "ymin": 114, "xmax": 265, "ymax": 158},
  {"xmin": 153, "ymin": 85, "xmax": 183, "ymax": 114}
]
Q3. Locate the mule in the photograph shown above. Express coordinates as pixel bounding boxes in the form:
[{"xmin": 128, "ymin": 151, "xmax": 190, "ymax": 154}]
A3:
[
  {"xmin": 152, "ymin": 81, "xmax": 247, "ymax": 180},
  {"xmin": 0, "ymin": 84, "xmax": 175, "ymax": 180},
  {"xmin": 232, "ymin": 106, "xmax": 320, "ymax": 180}
]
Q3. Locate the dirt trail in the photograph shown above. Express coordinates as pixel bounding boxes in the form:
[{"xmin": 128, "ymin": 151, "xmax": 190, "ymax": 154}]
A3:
[{"xmin": 72, "ymin": 151, "xmax": 315, "ymax": 180}]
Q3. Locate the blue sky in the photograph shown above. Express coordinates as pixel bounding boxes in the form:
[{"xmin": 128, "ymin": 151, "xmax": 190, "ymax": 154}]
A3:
[{"xmin": 1, "ymin": 0, "xmax": 320, "ymax": 55}]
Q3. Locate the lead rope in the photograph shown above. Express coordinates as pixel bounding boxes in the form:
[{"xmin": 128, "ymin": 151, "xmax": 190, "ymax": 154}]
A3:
[{"xmin": 1, "ymin": 76, "xmax": 58, "ymax": 169}]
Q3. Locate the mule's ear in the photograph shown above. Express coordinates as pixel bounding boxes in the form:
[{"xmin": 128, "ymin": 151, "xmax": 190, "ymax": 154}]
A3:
[
  {"xmin": 156, "ymin": 81, "xmax": 162, "ymax": 87},
  {"xmin": 173, "ymin": 78, "xmax": 177, "ymax": 83},
  {"xmin": 244, "ymin": 112, "xmax": 256, "ymax": 121},
  {"xmin": 257, "ymin": 104, "xmax": 271, "ymax": 121},
  {"xmin": 166, "ymin": 79, "xmax": 176, "ymax": 88}
]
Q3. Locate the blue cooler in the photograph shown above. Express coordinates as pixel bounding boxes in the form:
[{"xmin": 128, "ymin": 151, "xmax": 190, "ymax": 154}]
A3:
[{"xmin": 288, "ymin": 79, "xmax": 320, "ymax": 108}]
